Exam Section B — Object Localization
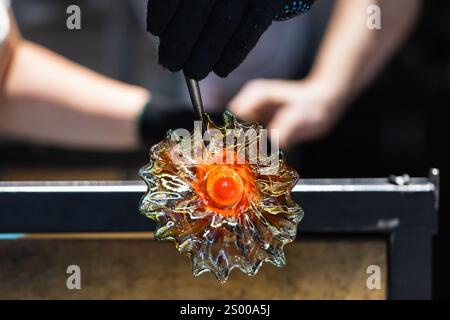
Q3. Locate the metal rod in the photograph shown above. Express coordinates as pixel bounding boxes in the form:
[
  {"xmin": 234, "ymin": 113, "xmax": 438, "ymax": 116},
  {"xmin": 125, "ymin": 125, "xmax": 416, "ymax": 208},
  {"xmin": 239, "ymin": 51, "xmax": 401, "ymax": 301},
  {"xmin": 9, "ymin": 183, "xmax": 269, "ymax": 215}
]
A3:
[
  {"xmin": 184, "ymin": 74, "xmax": 207, "ymax": 132},
  {"xmin": 0, "ymin": 179, "xmax": 436, "ymax": 193}
]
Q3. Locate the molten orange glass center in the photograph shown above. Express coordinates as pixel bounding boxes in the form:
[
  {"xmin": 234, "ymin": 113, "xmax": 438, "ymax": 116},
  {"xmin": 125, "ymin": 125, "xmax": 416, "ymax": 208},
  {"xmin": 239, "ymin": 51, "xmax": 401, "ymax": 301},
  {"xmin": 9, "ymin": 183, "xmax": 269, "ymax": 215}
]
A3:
[
  {"xmin": 214, "ymin": 177, "xmax": 237, "ymax": 199},
  {"xmin": 206, "ymin": 167, "xmax": 244, "ymax": 208}
]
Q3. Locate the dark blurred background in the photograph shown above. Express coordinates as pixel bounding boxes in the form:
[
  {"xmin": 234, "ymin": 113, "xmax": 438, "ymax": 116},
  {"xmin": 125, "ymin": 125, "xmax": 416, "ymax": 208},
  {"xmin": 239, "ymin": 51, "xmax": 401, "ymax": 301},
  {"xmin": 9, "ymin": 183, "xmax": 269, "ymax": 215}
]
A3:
[{"xmin": 1, "ymin": 0, "xmax": 449, "ymax": 298}]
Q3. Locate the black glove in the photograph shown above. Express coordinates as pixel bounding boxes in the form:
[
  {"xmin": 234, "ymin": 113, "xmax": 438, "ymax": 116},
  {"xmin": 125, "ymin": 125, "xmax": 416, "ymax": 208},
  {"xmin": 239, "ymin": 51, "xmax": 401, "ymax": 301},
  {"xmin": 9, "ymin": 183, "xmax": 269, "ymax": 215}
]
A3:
[{"xmin": 147, "ymin": 0, "xmax": 315, "ymax": 80}]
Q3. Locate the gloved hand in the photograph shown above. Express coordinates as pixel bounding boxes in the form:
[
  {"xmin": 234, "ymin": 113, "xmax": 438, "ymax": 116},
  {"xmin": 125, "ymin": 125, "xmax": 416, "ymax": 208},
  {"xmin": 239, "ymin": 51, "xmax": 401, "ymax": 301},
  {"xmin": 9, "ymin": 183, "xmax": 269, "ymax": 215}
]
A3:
[{"xmin": 146, "ymin": 0, "xmax": 315, "ymax": 80}]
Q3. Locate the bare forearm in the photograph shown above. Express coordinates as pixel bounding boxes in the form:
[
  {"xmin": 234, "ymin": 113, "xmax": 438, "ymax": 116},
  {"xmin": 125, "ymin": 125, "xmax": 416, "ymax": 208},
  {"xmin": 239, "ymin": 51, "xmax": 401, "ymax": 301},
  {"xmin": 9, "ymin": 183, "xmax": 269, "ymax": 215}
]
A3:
[
  {"xmin": 0, "ymin": 41, "xmax": 149, "ymax": 150},
  {"xmin": 309, "ymin": 0, "xmax": 421, "ymax": 104}
]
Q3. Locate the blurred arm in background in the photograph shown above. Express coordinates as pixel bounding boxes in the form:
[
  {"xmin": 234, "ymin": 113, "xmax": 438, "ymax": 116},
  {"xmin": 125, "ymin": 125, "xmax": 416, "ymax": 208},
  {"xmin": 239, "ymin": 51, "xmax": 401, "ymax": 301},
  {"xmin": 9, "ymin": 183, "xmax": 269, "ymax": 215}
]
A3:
[
  {"xmin": 0, "ymin": 10, "xmax": 150, "ymax": 151},
  {"xmin": 230, "ymin": 0, "xmax": 422, "ymax": 149}
]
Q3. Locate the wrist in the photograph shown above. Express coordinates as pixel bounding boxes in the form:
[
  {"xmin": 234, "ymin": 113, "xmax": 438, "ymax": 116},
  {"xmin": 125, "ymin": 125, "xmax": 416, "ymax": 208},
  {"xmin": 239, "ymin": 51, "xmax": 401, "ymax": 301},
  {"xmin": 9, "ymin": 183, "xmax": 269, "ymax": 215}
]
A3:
[
  {"xmin": 137, "ymin": 98, "xmax": 153, "ymax": 145},
  {"xmin": 306, "ymin": 72, "xmax": 349, "ymax": 102},
  {"xmin": 296, "ymin": 74, "xmax": 352, "ymax": 124}
]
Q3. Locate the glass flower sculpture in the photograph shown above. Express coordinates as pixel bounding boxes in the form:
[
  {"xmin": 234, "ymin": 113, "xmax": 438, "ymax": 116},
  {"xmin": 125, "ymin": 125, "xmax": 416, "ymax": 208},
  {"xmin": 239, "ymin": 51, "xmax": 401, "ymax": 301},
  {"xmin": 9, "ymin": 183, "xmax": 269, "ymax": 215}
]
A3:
[{"xmin": 139, "ymin": 111, "xmax": 303, "ymax": 282}]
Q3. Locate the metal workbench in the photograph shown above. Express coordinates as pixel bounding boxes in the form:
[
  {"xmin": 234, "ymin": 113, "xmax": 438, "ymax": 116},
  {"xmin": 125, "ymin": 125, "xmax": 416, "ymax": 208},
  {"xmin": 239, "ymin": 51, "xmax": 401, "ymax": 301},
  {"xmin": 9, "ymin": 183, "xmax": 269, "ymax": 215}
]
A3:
[{"xmin": 0, "ymin": 170, "xmax": 439, "ymax": 299}]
